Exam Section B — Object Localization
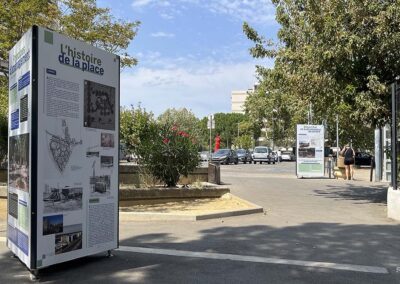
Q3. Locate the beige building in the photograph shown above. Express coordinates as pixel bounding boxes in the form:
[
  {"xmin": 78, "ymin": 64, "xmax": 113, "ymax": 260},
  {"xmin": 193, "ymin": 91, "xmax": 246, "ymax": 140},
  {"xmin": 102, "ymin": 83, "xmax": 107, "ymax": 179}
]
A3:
[
  {"xmin": 231, "ymin": 84, "xmax": 259, "ymax": 113},
  {"xmin": 231, "ymin": 89, "xmax": 252, "ymax": 113}
]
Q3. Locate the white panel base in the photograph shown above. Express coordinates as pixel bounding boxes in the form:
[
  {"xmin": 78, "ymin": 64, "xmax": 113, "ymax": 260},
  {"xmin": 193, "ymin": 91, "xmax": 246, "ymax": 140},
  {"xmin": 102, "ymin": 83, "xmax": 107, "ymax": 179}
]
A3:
[{"xmin": 387, "ymin": 186, "xmax": 400, "ymax": 221}]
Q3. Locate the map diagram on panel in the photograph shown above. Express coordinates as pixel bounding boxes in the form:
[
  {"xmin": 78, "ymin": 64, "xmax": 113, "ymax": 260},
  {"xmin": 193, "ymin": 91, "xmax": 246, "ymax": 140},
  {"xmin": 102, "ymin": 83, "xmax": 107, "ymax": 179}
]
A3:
[
  {"xmin": 83, "ymin": 80, "xmax": 115, "ymax": 130},
  {"xmin": 46, "ymin": 119, "xmax": 82, "ymax": 173}
]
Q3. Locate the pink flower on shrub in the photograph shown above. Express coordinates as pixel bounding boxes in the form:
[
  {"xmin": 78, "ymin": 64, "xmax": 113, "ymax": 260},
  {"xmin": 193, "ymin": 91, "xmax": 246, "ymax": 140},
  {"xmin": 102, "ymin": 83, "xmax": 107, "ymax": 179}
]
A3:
[
  {"xmin": 172, "ymin": 125, "xmax": 178, "ymax": 131},
  {"xmin": 163, "ymin": 138, "xmax": 170, "ymax": 144},
  {"xmin": 178, "ymin": 131, "xmax": 189, "ymax": 138}
]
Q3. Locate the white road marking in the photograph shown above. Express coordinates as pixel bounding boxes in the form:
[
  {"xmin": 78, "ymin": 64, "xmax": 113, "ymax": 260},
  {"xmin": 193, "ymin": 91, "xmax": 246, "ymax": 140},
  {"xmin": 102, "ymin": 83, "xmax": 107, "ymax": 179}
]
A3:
[{"xmin": 117, "ymin": 246, "xmax": 388, "ymax": 274}]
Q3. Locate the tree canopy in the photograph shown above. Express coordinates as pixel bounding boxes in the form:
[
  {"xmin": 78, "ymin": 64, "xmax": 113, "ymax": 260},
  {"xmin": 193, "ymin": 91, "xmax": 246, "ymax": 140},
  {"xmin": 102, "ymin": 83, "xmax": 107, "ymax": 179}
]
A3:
[
  {"xmin": 243, "ymin": 0, "xmax": 398, "ymax": 149},
  {"xmin": 0, "ymin": 0, "xmax": 140, "ymax": 159},
  {"xmin": 0, "ymin": 0, "xmax": 140, "ymax": 70}
]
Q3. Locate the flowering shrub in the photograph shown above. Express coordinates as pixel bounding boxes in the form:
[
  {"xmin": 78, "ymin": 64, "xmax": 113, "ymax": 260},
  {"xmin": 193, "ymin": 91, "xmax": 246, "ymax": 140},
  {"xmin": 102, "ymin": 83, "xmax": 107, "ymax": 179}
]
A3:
[{"xmin": 136, "ymin": 122, "xmax": 200, "ymax": 187}]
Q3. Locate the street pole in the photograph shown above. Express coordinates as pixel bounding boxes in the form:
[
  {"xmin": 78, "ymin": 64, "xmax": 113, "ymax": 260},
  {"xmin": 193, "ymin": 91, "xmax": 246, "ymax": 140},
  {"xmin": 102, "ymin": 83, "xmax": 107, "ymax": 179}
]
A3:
[
  {"xmin": 336, "ymin": 114, "xmax": 339, "ymax": 166},
  {"xmin": 209, "ymin": 115, "xmax": 212, "ymax": 160}
]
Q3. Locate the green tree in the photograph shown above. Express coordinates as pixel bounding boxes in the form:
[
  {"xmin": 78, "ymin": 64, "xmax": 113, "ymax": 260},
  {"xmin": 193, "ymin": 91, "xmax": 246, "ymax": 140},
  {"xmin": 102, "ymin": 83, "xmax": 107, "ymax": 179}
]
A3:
[
  {"xmin": 0, "ymin": 0, "xmax": 140, "ymax": 159},
  {"xmin": 233, "ymin": 135, "xmax": 253, "ymax": 149},
  {"xmin": 242, "ymin": 0, "xmax": 398, "ymax": 150},
  {"xmin": 0, "ymin": 0, "xmax": 60, "ymax": 66},
  {"xmin": 197, "ymin": 117, "xmax": 210, "ymax": 151},
  {"xmin": 59, "ymin": 0, "xmax": 140, "ymax": 68},
  {"xmin": 157, "ymin": 108, "xmax": 201, "ymax": 141},
  {"xmin": 120, "ymin": 105, "xmax": 155, "ymax": 154},
  {"xmin": 213, "ymin": 113, "xmax": 247, "ymax": 148},
  {"xmin": 0, "ymin": 0, "xmax": 139, "ymax": 69}
]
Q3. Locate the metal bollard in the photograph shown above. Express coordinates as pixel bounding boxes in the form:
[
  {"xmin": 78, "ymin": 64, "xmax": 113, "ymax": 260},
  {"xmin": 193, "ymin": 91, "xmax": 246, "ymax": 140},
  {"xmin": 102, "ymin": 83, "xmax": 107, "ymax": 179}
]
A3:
[
  {"xmin": 328, "ymin": 158, "xmax": 332, "ymax": 179},
  {"xmin": 370, "ymin": 157, "xmax": 374, "ymax": 182}
]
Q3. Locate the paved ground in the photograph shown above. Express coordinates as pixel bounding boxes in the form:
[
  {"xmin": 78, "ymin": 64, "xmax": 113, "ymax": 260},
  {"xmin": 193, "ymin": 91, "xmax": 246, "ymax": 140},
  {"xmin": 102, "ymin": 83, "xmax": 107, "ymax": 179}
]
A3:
[{"xmin": 1, "ymin": 162, "xmax": 400, "ymax": 283}]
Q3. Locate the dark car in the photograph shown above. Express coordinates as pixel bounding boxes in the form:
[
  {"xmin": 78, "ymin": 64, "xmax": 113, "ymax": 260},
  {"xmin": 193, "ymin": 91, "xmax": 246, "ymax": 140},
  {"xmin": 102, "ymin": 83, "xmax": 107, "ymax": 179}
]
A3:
[
  {"xmin": 355, "ymin": 152, "xmax": 373, "ymax": 166},
  {"xmin": 236, "ymin": 149, "xmax": 252, "ymax": 164},
  {"xmin": 211, "ymin": 149, "xmax": 239, "ymax": 165}
]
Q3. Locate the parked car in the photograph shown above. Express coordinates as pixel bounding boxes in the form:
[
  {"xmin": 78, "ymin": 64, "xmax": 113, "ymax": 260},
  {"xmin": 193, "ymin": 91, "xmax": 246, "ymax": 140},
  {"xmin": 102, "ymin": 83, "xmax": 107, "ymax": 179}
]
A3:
[
  {"xmin": 211, "ymin": 149, "xmax": 239, "ymax": 165},
  {"xmin": 236, "ymin": 149, "xmax": 252, "ymax": 164},
  {"xmin": 281, "ymin": 151, "xmax": 295, "ymax": 161},
  {"xmin": 252, "ymin": 146, "xmax": 275, "ymax": 164},
  {"xmin": 355, "ymin": 152, "xmax": 373, "ymax": 166},
  {"xmin": 199, "ymin": 151, "xmax": 210, "ymax": 162}
]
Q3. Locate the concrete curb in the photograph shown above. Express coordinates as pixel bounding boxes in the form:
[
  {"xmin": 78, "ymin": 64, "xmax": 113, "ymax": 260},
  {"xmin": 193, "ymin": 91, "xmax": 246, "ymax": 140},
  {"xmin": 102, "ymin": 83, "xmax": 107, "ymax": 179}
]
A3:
[
  {"xmin": 120, "ymin": 207, "xmax": 263, "ymax": 221},
  {"xmin": 119, "ymin": 195, "xmax": 264, "ymax": 221}
]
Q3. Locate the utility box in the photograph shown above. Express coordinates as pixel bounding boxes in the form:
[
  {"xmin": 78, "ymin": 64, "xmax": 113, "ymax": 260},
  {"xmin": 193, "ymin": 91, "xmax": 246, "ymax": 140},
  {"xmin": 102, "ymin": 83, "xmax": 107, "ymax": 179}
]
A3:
[{"xmin": 7, "ymin": 26, "xmax": 120, "ymax": 271}]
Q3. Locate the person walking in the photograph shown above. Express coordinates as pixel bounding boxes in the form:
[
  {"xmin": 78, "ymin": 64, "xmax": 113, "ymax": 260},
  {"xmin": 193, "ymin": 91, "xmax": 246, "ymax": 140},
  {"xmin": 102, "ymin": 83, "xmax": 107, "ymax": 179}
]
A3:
[{"xmin": 340, "ymin": 144, "xmax": 355, "ymax": 180}]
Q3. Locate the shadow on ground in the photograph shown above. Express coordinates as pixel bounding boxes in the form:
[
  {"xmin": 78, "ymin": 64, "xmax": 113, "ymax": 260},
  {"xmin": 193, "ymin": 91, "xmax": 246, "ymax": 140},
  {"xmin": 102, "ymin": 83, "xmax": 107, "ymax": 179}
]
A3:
[
  {"xmin": 313, "ymin": 183, "xmax": 388, "ymax": 205},
  {"xmin": 1, "ymin": 222, "xmax": 400, "ymax": 283}
]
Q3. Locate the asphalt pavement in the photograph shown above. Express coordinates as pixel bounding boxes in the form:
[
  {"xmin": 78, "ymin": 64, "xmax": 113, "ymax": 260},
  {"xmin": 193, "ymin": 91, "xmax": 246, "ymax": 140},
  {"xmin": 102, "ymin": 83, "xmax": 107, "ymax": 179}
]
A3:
[{"xmin": 1, "ymin": 162, "xmax": 400, "ymax": 283}]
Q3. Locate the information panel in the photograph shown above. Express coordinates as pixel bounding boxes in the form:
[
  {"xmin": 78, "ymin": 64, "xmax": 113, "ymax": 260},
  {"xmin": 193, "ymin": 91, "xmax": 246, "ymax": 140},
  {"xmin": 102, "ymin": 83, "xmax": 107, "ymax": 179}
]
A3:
[
  {"xmin": 7, "ymin": 27, "xmax": 33, "ymax": 268},
  {"xmin": 8, "ymin": 26, "xmax": 120, "ymax": 270},
  {"xmin": 296, "ymin": 124, "xmax": 325, "ymax": 178}
]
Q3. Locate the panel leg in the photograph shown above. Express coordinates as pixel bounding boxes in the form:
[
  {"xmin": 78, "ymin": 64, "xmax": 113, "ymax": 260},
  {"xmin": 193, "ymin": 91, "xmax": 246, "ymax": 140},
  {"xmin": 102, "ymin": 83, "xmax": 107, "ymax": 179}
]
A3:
[
  {"xmin": 107, "ymin": 250, "xmax": 114, "ymax": 258},
  {"xmin": 29, "ymin": 269, "xmax": 40, "ymax": 281}
]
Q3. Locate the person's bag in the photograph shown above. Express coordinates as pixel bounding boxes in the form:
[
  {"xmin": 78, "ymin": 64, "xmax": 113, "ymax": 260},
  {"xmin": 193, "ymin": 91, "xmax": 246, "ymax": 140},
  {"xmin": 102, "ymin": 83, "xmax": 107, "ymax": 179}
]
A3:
[{"xmin": 338, "ymin": 156, "xmax": 345, "ymax": 167}]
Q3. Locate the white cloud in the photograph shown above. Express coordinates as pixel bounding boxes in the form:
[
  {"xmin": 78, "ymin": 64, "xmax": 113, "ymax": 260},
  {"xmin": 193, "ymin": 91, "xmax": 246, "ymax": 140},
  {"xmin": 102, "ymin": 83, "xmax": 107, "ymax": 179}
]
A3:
[
  {"xmin": 131, "ymin": 0, "xmax": 171, "ymax": 9},
  {"xmin": 120, "ymin": 59, "xmax": 273, "ymax": 117},
  {"xmin": 160, "ymin": 12, "xmax": 174, "ymax": 20},
  {"xmin": 131, "ymin": 0, "xmax": 153, "ymax": 8},
  {"xmin": 131, "ymin": 0, "xmax": 276, "ymax": 24},
  {"xmin": 203, "ymin": 0, "xmax": 276, "ymax": 24},
  {"xmin": 150, "ymin": 32, "xmax": 175, "ymax": 38}
]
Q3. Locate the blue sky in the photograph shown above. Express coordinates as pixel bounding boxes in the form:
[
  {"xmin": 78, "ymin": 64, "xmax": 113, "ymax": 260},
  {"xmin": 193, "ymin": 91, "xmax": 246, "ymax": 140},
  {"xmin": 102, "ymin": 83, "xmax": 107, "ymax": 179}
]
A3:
[{"xmin": 98, "ymin": 0, "xmax": 279, "ymax": 118}]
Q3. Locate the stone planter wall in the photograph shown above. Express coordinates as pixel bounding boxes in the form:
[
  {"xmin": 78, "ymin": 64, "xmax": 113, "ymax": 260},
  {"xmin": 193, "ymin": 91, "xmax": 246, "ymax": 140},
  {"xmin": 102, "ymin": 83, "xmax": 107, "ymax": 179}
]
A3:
[
  {"xmin": 0, "ymin": 166, "xmax": 209, "ymax": 186},
  {"xmin": 119, "ymin": 164, "xmax": 209, "ymax": 186},
  {"xmin": 0, "ymin": 169, "xmax": 6, "ymax": 183},
  {"xmin": 119, "ymin": 186, "xmax": 230, "ymax": 202}
]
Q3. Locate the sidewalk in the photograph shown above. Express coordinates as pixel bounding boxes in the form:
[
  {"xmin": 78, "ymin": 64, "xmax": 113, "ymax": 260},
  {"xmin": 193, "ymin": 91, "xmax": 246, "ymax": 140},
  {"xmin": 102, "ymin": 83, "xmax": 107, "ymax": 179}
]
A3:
[{"xmin": 336, "ymin": 167, "xmax": 374, "ymax": 181}]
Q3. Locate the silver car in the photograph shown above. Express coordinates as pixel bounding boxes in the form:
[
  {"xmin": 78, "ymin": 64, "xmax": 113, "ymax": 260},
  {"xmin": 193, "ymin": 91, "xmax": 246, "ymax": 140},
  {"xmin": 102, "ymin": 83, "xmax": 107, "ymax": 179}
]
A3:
[{"xmin": 252, "ymin": 146, "xmax": 275, "ymax": 164}]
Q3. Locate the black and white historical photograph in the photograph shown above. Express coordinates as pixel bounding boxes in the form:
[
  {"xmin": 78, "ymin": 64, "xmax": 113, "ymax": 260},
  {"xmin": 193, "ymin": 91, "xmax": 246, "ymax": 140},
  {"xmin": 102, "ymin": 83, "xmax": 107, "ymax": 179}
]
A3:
[
  {"xmin": 43, "ymin": 184, "xmax": 83, "ymax": 214},
  {"xmin": 46, "ymin": 119, "xmax": 82, "ymax": 173},
  {"xmin": 298, "ymin": 148, "xmax": 316, "ymax": 158},
  {"xmin": 100, "ymin": 156, "xmax": 113, "ymax": 168},
  {"xmin": 298, "ymin": 141, "xmax": 310, "ymax": 148},
  {"xmin": 83, "ymin": 80, "xmax": 115, "ymax": 130},
  {"xmin": 90, "ymin": 174, "xmax": 111, "ymax": 196},
  {"xmin": 89, "ymin": 160, "xmax": 111, "ymax": 196},
  {"xmin": 9, "ymin": 133, "xmax": 29, "ymax": 192},
  {"xmin": 20, "ymin": 94, "xmax": 28, "ymax": 122},
  {"xmin": 8, "ymin": 193, "xmax": 19, "ymax": 219},
  {"xmin": 55, "ymin": 224, "xmax": 82, "ymax": 255},
  {"xmin": 86, "ymin": 151, "xmax": 99, "ymax": 158},
  {"xmin": 43, "ymin": 214, "xmax": 63, "ymax": 235},
  {"xmin": 100, "ymin": 132, "xmax": 114, "ymax": 148}
]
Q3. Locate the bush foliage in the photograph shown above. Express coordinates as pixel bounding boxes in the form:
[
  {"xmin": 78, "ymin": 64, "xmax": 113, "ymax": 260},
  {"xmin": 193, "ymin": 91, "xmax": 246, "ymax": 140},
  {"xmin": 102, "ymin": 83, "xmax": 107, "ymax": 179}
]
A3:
[{"xmin": 121, "ymin": 106, "xmax": 200, "ymax": 187}]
